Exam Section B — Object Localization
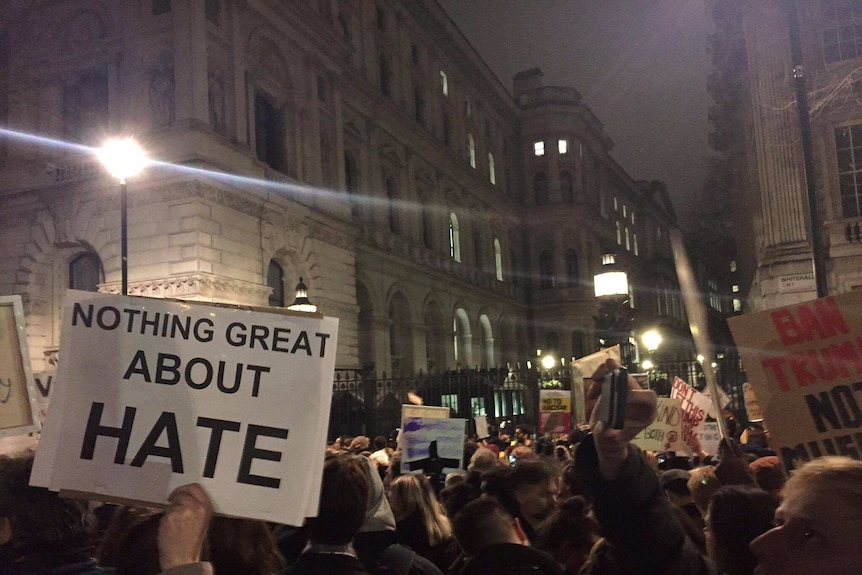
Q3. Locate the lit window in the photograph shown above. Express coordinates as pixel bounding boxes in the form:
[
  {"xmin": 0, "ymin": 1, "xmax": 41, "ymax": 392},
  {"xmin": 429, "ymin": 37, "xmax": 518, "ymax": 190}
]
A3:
[
  {"xmin": 631, "ymin": 210, "xmax": 635, "ymax": 225},
  {"xmin": 488, "ymin": 152, "xmax": 496, "ymax": 185},
  {"xmin": 494, "ymin": 238, "xmax": 503, "ymax": 281},
  {"xmin": 633, "ymin": 233, "xmax": 638, "ymax": 256},
  {"xmin": 622, "ymin": 204, "xmax": 627, "ymax": 218},
  {"xmin": 733, "ymin": 298, "xmax": 742, "ymax": 312},
  {"xmin": 440, "ymin": 70, "xmax": 448, "ymax": 96},
  {"xmin": 468, "ymin": 133, "xmax": 476, "ymax": 168},
  {"xmin": 625, "ymin": 227, "xmax": 631, "ymax": 251},
  {"xmin": 613, "ymin": 196, "xmax": 618, "ymax": 211},
  {"xmin": 558, "ymin": 139, "xmax": 568, "ymax": 154},
  {"xmin": 730, "ymin": 260, "xmax": 737, "ymax": 272},
  {"xmin": 533, "ymin": 141, "xmax": 545, "ymax": 156},
  {"xmin": 616, "ymin": 221, "xmax": 622, "ymax": 245},
  {"xmin": 732, "ymin": 284, "xmax": 739, "ymax": 293},
  {"xmin": 449, "ymin": 213, "xmax": 461, "ymax": 262}
]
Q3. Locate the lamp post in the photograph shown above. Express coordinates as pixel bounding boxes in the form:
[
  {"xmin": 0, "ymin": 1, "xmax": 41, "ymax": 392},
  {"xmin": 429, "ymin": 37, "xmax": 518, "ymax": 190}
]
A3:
[
  {"xmin": 287, "ymin": 277, "xmax": 318, "ymax": 313},
  {"xmin": 593, "ymin": 253, "xmax": 633, "ymax": 365},
  {"xmin": 96, "ymin": 138, "xmax": 148, "ymax": 296}
]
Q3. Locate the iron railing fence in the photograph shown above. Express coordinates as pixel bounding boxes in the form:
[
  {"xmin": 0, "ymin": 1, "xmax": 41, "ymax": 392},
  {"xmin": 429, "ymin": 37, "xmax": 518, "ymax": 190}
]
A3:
[{"xmin": 327, "ymin": 353, "xmax": 748, "ymax": 441}]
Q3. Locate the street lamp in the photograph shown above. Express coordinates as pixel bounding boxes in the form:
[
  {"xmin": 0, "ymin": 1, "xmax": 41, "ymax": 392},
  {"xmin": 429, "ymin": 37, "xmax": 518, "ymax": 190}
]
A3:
[
  {"xmin": 642, "ymin": 329, "xmax": 662, "ymax": 355},
  {"xmin": 96, "ymin": 137, "xmax": 148, "ymax": 296},
  {"xmin": 287, "ymin": 277, "xmax": 317, "ymax": 313},
  {"xmin": 593, "ymin": 253, "xmax": 633, "ymax": 364}
]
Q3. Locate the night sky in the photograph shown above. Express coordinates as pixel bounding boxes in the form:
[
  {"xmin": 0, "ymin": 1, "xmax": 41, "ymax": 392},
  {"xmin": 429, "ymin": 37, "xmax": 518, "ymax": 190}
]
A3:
[{"xmin": 437, "ymin": 0, "xmax": 713, "ymax": 228}]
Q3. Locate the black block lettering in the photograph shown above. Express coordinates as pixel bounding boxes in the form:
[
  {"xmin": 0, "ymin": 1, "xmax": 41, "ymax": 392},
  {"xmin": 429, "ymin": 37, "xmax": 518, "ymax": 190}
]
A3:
[
  {"xmin": 80, "ymin": 402, "xmax": 136, "ymax": 464},
  {"xmin": 237, "ymin": 424, "xmax": 289, "ymax": 488},
  {"xmin": 197, "ymin": 417, "xmax": 241, "ymax": 478}
]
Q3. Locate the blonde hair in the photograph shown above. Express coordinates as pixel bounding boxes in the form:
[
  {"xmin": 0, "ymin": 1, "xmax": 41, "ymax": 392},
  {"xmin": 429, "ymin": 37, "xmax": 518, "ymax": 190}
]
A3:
[
  {"xmin": 388, "ymin": 474, "xmax": 452, "ymax": 546},
  {"xmin": 784, "ymin": 456, "xmax": 862, "ymax": 510}
]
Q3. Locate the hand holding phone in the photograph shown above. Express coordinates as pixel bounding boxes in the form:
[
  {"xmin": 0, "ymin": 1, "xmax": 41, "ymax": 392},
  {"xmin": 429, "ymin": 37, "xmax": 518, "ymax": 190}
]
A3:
[{"xmin": 596, "ymin": 367, "xmax": 629, "ymax": 430}]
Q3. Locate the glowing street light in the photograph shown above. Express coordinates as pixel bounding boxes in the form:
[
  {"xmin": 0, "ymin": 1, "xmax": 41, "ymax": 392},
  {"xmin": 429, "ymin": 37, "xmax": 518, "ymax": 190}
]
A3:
[
  {"xmin": 642, "ymin": 329, "xmax": 662, "ymax": 353},
  {"xmin": 540, "ymin": 355, "xmax": 556, "ymax": 370},
  {"xmin": 287, "ymin": 277, "xmax": 318, "ymax": 313},
  {"xmin": 96, "ymin": 138, "xmax": 149, "ymax": 296}
]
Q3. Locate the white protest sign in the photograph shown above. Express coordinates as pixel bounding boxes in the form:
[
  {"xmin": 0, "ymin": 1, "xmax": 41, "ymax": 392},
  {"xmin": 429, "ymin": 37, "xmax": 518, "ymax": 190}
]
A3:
[
  {"xmin": 632, "ymin": 397, "xmax": 687, "ymax": 452},
  {"xmin": 670, "ymin": 377, "xmax": 712, "ymax": 452},
  {"xmin": 401, "ymin": 417, "xmax": 465, "ymax": 475},
  {"xmin": 697, "ymin": 422, "xmax": 722, "ymax": 456},
  {"xmin": 0, "ymin": 296, "xmax": 41, "ymax": 438},
  {"xmin": 743, "ymin": 382, "xmax": 763, "ymax": 422},
  {"xmin": 399, "ymin": 404, "xmax": 449, "ymax": 447},
  {"xmin": 32, "ymin": 291, "xmax": 338, "ymax": 525},
  {"xmin": 474, "ymin": 415, "xmax": 489, "ymax": 439},
  {"xmin": 702, "ymin": 386, "xmax": 731, "ymax": 419}
]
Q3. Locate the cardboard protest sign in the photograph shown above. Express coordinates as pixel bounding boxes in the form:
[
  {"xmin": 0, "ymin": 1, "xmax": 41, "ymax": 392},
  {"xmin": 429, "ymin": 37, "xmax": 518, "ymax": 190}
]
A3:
[
  {"xmin": 670, "ymin": 377, "xmax": 711, "ymax": 452},
  {"xmin": 702, "ymin": 386, "xmax": 731, "ymax": 419},
  {"xmin": 32, "ymin": 291, "xmax": 338, "ymax": 525},
  {"xmin": 539, "ymin": 389, "xmax": 572, "ymax": 434},
  {"xmin": 401, "ymin": 417, "xmax": 465, "ymax": 475},
  {"xmin": 632, "ymin": 397, "xmax": 687, "ymax": 452},
  {"xmin": 474, "ymin": 415, "xmax": 489, "ymax": 439},
  {"xmin": 399, "ymin": 404, "xmax": 449, "ymax": 447},
  {"xmin": 0, "ymin": 296, "xmax": 41, "ymax": 438},
  {"xmin": 743, "ymin": 382, "xmax": 763, "ymax": 422},
  {"xmin": 697, "ymin": 422, "xmax": 722, "ymax": 456},
  {"xmin": 728, "ymin": 291, "xmax": 862, "ymax": 471},
  {"xmin": 571, "ymin": 346, "xmax": 621, "ymax": 424}
]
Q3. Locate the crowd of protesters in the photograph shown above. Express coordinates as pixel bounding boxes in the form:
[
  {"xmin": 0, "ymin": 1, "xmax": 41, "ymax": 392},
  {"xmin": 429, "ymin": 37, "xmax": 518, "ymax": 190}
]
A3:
[{"xmin": 3, "ymin": 358, "xmax": 862, "ymax": 574}]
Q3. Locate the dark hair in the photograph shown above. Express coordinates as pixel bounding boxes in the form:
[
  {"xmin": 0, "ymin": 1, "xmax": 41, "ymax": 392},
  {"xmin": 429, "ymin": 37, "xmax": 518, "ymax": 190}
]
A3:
[
  {"xmin": 452, "ymin": 496, "xmax": 515, "ymax": 556},
  {"xmin": 0, "ymin": 452, "xmax": 95, "ymax": 552},
  {"xmin": 535, "ymin": 496, "xmax": 599, "ymax": 558},
  {"xmin": 373, "ymin": 435, "xmax": 388, "ymax": 451},
  {"xmin": 534, "ymin": 436, "xmax": 554, "ymax": 457},
  {"xmin": 560, "ymin": 461, "xmax": 587, "ymax": 500},
  {"xmin": 208, "ymin": 517, "xmax": 285, "ymax": 575},
  {"xmin": 708, "ymin": 485, "xmax": 778, "ymax": 575},
  {"xmin": 306, "ymin": 453, "xmax": 368, "ymax": 544},
  {"xmin": 96, "ymin": 507, "xmax": 161, "ymax": 575},
  {"xmin": 440, "ymin": 480, "xmax": 480, "ymax": 519},
  {"xmin": 661, "ymin": 478, "xmax": 691, "ymax": 497},
  {"xmin": 508, "ymin": 460, "xmax": 553, "ymax": 492}
]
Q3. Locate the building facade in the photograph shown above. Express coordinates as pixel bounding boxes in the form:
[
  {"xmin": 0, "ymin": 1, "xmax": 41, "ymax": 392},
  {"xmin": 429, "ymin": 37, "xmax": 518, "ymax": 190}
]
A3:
[
  {"xmin": 0, "ymin": 0, "xmax": 687, "ymax": 383},
  {"xmin": 709, "ymin": 0, "xmax": 862, "ymax": 313}
]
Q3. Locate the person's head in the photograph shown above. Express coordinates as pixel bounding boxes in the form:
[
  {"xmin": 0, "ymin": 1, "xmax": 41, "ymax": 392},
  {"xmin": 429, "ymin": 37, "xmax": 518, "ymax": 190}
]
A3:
[
  {"xmin": 388, "ymin": 473, "xmax": 452, "ymax": 546},
  {"xmin": 0, "ymin": 452, "xmax": 95, "ymax": 554},
  {"xmin": 558, "ymin": 460, "xmax": 587, "ymax": 500},
  {"xmin": 452, "ymin": 496, "xmax": 527, "ymax": 556},
  {"xmin": 469, "ymin": 447, "xmax": 501, "ymax": 474},
  {"xmin": 373, "ymin": 435, "xmax": 388, "ymax": 451},
  {"xmin": 535, "ymin": 496, "xmax": 600, "ymax": 575},
  {"xmin": 349, "ymin": 435, "xmax": 371, "ymax": 453},
  {"xmin": 306, "ymin": 453, "xmax": 368, "ymax": 544},
  {"xmin": 659, "ymin": 469, "xmax": 692, "ymax": 507},
  {"xmin": 533, "ymin": 436, "xmax": 554, "ymax": 457},
  {"xmin": 208, "ymin": 517, "xmax": 285, "ymax": 575},
  {"xmin": 508, "ymin": 460, "xmax": 556, "ymax": 527},
  {"xmin": 688, "ymin": 465, "xmax": 721, "ymax": 515},
  {"xmin": 96, "ymin": 507, "xmax": 161, "ymax": 575},
  {"xmin": 751, "ymin": 456, "xmax": 862, "ymax": 575},
  {"xmin": 514, "ymin": 425, "xmax": 532, "ymax": 444},
  {"xmin": 554, "ymin": 444, "xmax": 571, "ymax": 462},
  {"xmin": 705, "ymin": 485, "xmax": 778, "ymax": 575},
  {"xmin": 749, "ymin": 456, "xmax": 786, "ymax": 498},
  {"xmin": 743, "ymin": 422, "xmax": 769, "ymax": 448}
]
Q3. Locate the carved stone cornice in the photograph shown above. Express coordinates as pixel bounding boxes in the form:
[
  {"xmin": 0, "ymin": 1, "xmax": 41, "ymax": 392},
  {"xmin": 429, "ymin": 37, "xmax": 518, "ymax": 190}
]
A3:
[{"xmin": 102, "ymin": 273, "xmax": 271, "ymax": 304}]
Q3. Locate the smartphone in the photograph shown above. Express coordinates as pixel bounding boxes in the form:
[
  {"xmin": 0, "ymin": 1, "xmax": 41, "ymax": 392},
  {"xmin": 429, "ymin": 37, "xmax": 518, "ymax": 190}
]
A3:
[
  {"xmin": 597, "ymin": 367, "xmax": 628, "ymax": 430},
  {"xmin": 508, "ymin": 454, "xmax": 516, "ymax": 466}
]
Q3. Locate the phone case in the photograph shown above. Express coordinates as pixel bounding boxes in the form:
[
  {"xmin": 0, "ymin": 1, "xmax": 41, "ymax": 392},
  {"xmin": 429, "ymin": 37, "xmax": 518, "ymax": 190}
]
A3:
[{"xmin": 597, "ymin": 367, "xmax": 628, "ymax": 429}]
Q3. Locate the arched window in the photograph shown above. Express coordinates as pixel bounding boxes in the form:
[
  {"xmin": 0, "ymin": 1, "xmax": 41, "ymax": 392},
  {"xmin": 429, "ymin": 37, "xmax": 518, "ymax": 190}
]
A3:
[
  {"xmin": 534, "ymin": 172, "xmax": 549, "ymax": 206},
  {"xmin": 488, "ymin": 152, "xmax": 496, "ymax": 185},
  {"xmin": 69, "ymin": 253, "xmax": 103, "ymax": 292},
  {"xmin": 539, "ymin": 250, "xmax": 555, "ymax": 289},
  {"xmin": 560, "ymin": 170, "xmax": 574, "ymax": 203},
  {"xmin": 378, "ymin": 54, "xmax": 391, "ymax": 96},
  {"xmin": 386, "ymin": 177, "xmax": 399, "ymax": 234},
  {"xmin": 414, "ymin": 86, "xmax": 425, "ymax": 125},
  {"xmin": 468, "ymin": 133, "xmax": 476, "ymax": 168},
  {"xmin": 494, "ymin": 238, "xmax": 503, "ymax": 281},
  {"xmin": 254, "ymin": 91, "xmax": 286, "ymax": 173},
  {"xmin": 448, "ymin": 213, "xmax": 461, "ymax": 262},
  {"xmin": 267, "ymin": 260, "xmax": 285, "ymax": 307},
  {"xmin": 565, "ymin": 250, "xmax": 579, "ymax": 287}
]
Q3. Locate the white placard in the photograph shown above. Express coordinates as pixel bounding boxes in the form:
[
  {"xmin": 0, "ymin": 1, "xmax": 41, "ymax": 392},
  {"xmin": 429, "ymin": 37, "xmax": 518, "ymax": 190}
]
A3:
[
  {"xmin": 474, "ymin": 415, "xmax": 489, "ymax": 439},
  {"xmin": 0, "ymin": 295, "xmax": 41, "ymax": 438},
  {"xmin": 32, "ymin": 291, "xmax": 338, "ymax": 526}
]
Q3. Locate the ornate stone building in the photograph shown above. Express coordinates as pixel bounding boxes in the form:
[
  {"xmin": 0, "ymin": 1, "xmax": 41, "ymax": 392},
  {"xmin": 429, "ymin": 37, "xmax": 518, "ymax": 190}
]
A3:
[
  {"xmin": 0, "ymin": 0, "xmax": 685, "ymax": 378},
  {"xmin": 709, "ymin": 0, "xmax": 862, "ymax": 312}
]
